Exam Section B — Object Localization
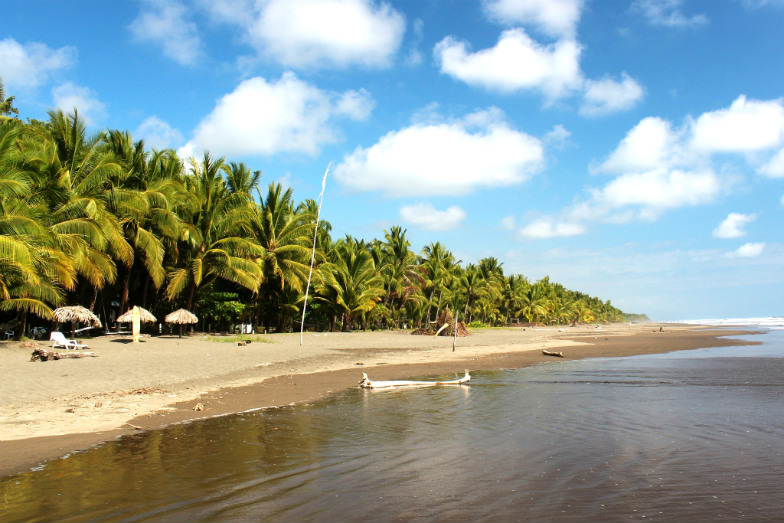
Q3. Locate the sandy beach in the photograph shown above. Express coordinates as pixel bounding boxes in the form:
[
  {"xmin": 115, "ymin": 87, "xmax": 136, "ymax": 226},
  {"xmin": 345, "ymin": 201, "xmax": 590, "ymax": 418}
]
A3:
[{"xmin": 0, "ymin": 323, "xmax": 759, "ymax": 477}]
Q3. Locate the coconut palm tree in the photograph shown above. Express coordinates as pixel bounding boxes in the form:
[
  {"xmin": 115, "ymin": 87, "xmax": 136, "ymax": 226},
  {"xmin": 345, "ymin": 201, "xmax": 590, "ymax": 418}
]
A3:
[
  {"xmin": 0, "ymin": 80, "xmax": 18, "ymax": 120},
  {"xmin": 316, "ymin": 235, "xmax": 384, "ymax": 331},
  {"xmin": 377, "ymin": 226, "xmax": 421, "ymax": 327},
  {"xmin": 165, "ymin": 153, "xmax": 263, "ymax": 309},
  {"xmin": 252, "ymin": 183, "xmax": 315, "ymax": 330},
  {"xmin": 103, "ymin": 130, "xmax": 186, "ymax": 312},
  {"xmin": 420, "ymin": 242, "xmax": 458, "ymax": 326},
  {"xmin": 21, "ymin": 110, "xmax": 131, "ymax": 310}
]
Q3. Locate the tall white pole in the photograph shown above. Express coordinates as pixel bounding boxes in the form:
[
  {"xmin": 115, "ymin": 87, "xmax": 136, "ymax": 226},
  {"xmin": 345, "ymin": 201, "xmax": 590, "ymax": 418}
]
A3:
[{"xmin": 300, "ymin": 163, "xmax": 330, "ymax": 346}]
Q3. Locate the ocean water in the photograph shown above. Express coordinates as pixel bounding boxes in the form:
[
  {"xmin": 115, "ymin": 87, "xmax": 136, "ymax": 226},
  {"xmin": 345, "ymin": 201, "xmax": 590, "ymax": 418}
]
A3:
[{"xmin": 2, "ymin": 322, "xmax": 783, "ymax": 522}]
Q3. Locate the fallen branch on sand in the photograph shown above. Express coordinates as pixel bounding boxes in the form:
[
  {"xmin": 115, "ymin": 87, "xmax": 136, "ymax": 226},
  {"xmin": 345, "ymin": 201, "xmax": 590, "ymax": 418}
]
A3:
[
  {"xmin": 542, "ymin": 349, "xmax": 564, "ymax": 358},
  {"xmin": 359, "ymin": 370, "xmax": 471, "ymax": 389},
  {"xmin": 30, "ymin": 347, "xmax": 98, "ymax": 361}
]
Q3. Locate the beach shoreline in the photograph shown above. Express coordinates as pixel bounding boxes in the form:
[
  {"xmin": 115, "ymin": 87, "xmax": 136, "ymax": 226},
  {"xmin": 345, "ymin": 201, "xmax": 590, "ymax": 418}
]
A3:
[{"xmin": 0, "ymin": 323, "xmax": 760, "ymax": 477}]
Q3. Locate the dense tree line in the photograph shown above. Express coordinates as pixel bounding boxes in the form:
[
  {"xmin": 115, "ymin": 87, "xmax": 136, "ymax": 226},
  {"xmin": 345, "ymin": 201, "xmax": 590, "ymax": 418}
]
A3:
[{"xmin": 0, "ymin": 85, "xmax": 640, "ymax": 338}]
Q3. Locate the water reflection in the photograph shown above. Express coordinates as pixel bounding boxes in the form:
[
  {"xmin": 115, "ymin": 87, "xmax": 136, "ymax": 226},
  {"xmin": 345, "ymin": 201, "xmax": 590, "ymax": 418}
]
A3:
[{"xmin": 2, "ymin": 339, "xmax": 783, "ymax": 522}]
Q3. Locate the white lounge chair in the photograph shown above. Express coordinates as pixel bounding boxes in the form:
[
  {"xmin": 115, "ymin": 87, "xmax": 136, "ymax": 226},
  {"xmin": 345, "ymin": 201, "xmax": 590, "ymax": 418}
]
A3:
[{"xmin": 50, "ymin": 331, "xmax": 88, "ymax": 350}]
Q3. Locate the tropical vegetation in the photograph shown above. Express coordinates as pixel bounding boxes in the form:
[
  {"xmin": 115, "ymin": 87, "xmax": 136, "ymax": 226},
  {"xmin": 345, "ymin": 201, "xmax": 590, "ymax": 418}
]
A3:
[{"xmin": 0, "ymin": 84, "xmax": 645, "ymax": 338}]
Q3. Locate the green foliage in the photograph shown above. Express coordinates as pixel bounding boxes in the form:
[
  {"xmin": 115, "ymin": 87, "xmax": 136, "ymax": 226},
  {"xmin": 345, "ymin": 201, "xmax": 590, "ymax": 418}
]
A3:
[{"xmin": 194, "ymin": 289, "xmax": 247, "ymax": 331}]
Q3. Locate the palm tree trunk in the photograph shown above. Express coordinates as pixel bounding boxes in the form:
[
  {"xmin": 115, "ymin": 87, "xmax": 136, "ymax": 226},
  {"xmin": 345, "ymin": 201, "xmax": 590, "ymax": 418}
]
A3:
[
  {"xmin": 186, "ymin": 280, "xmax": 197, "ymax": 310},
  {"xmin": 119, "ymin": 267, "xmax": 132, "ymax": 313},
  {"xmin": 426, "ymin": 289, "xmax": 435, "ymax": 323}
]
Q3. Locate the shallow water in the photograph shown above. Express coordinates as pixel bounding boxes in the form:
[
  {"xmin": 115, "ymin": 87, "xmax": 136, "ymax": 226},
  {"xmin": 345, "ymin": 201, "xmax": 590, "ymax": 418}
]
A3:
[{"xmin": 2, "ymin": 329, "xmax": 784, "ymax": 522}]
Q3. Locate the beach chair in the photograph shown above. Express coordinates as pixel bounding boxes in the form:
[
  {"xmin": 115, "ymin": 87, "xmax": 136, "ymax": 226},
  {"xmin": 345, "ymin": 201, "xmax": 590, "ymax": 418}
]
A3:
[{"xmin": 50, "ymin": 331, "xmax": 88, "ymax": 350}]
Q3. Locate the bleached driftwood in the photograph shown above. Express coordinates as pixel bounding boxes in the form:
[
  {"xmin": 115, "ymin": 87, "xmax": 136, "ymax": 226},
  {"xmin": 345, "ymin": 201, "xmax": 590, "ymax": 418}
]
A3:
[
  {"xmin": 31, "ymin": 348, "xmax": 98, "ymax": 361},
  {"xmin": 359, "ymin": 370, "xmax": 471, "ymax": 389},
  {"xmin": 542, "ymin": 349, "xmax": 564, "ymax": 358}
]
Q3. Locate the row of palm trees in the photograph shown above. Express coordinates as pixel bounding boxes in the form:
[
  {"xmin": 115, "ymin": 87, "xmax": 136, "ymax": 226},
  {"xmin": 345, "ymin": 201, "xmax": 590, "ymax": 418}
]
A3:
[{"xmin": 0, "ymin": 90, "xmax": 638, "ymax": 337}]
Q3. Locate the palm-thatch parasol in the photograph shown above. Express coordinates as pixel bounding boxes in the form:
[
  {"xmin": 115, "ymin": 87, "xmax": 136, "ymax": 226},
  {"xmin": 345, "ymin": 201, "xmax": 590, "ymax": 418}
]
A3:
[
  {"xmin": 164, "ymin": 308, "xmax": 198, "ymax": 337},
  {"xmin": 52, "ymin": 305, "xmax": 102, "ymax": 335},
  {"xmin": 116, "ymin": 306, "xmax": 157, "ymax": 323}
]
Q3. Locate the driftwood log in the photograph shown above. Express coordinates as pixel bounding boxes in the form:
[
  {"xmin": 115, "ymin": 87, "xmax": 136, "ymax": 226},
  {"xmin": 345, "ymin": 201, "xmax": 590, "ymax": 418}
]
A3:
[
  {"xmin": 542, "ymin": 349, "xmax": 564, "ymax": 358},
  {"xmin": 30, "ymin": 348, "xmax": 98, "ymax": 361}
]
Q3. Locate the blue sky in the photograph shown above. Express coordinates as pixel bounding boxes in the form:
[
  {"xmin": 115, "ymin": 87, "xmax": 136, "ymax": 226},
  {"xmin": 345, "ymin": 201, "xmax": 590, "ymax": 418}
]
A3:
[{"xmin": 3, "ymin": 0, "xmax": 784, "ymax": 321}]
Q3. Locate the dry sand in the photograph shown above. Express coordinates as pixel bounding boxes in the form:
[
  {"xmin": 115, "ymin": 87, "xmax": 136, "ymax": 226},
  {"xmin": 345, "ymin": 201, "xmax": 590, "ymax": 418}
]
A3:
[{"xmin": 0, "ymin": 323, "xmax": 759, "ymax": 477}]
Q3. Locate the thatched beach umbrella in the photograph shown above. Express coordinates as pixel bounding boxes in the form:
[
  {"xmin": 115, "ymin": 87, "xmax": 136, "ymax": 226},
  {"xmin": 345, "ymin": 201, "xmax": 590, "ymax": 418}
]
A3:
[
  {"xmin": 116, "ymin": 306, "xmax": 157, "ymax": 324},
  {"xmin": 164, "ymin": 308, "xmax": 198, "ymax": 337},
  {"xmin": 52, "ymin": 305, "xmax": 102, "ymax": 335}
]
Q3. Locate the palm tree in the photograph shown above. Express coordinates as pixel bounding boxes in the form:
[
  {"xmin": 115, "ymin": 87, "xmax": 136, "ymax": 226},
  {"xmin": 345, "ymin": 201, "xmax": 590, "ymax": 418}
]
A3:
[
  {"xmin": 225, "ymin": 161, "xmax": 262, "ymax": 198},
  {"xmin": 316, "ymin": 235, "xmax": 384, "ymax": 331},
  {"xmin": 252, "ymin": 183, "xmax": 315, "ymax": 331},
  {"xmin": 22, "ymin": 110, "xmax": 131, "ymax": 310},
  {"xmin": 165, "ymin": 153, "xmax": 263, "ymax": 309},
  {"xmin": 459, "ymin": 264, "xmax": 488, "ymax": 323},
  {"xmin": 420, "ymin": 242, "xmax": 458, "ymax": 326},
  {"xmin": 378, "ymin": 226, "xmax": 420, "ymax": 327},
  {"xmin": 0, "ymin": 80, "xmax": 18, "ymax": 119}
]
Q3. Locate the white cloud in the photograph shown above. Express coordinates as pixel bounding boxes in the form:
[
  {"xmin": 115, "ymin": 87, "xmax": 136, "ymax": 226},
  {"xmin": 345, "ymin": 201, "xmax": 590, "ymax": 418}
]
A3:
[
  {"xmin": 51, "ymin": 83, "xmax": 106, "ymax": 126},
  {"xmin": 129, "ymin": 1, "xmax": 201, "ymax": 65},
  {"xmin": 519, "ymin": 218, "xmax": 586, "ymax": 238},
  {"xmin": 759, "ymin": 147, "xmax": 784, "ymax": 178},
  {"xmin": 588, "ymin": 168, "xmax": 721, "ymax": 219},
  {"xmin": 632, "ymin": 0, "xmax": 709, "ymax": 28},
  {"xmin": 598, "ymin": 117, "xmax": 681, "ymax": 173},
  {"xmin": 434, "ymin": 29, "xmax": 583, "ymax": 100},
  {"xmin": 334, "ymin": 88, "xmax": 375, "ymax": 120},
  {"xmin": 0, "ymin": 38, "xmax": 75, "ymax": 90},
  {"xmin": 400, "ymin": 203, "xmax": 466, "ymax": 231},
  {"xmin": 334, "ymin": 108, "xmax": 544, "ymax": 197},
  {"xmin": 689, "ymin": 95, "xmax": 784, "ymax": 153},
  {"xmin": 481, "ymin": 0, "xmax": 583, "ymax": 38},
  {"xmin": 135, "ymin": 116, "xmax": 184, "ymax": 150},
  {"xmin": 713, "ymin": 212, "xmax": 756, "ymax": 239},
  {"xmin": 730, "ymin": 242, "xmax": 765, "ymax": 258},
  {"xmin": 580, "ymin": 72, "xmax": 644, "ymax": 116},
  {"xmin": 543, "ymin": 124, "xmax": 571, "ymax": 147},
  {"xmin": 184, "ymin": 73, "xmax": 372, "ymax": 158},
  {"xmin": 246, "ymin": 0, "xmax": 405, "ymax": 69}
]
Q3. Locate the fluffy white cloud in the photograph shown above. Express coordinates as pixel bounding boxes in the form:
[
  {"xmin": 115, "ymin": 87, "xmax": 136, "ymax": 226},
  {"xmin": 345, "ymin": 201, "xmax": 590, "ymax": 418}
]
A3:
[
  {"xmin": 129, "ymin": 1, "xmax": 201, "ymax": 65},
  {"xmin": 246, "ymin": 0, "xmax": 405, "ymax": 69},
  {"xmin": 731, "ymin": 242, "xmax": 765, "ymax": 258},
  {"xmin": 51, "ymin": 83, "xmax": 106, "ymax": 126},
  {"xmin": 183, "ymin": 73, "xmax": 373, "ymax": 158},
  {"xmin": 580, "ymin": 73, "xmax": 644, "ymax": 117},
  {"xmin": 434, "ymin": 29, "xmax": 582, "ymax": 99},
  {"xmin": 0, "ymin": 38, "xmax": 75, "ymax": 90},
  {"xmin": 334, "ymin": 109, "xmax": 544, "ymax": 197},
  {"xmin": 689, "ymin": 95, "xmax": 784, "ymax": 153},
  {"xmin": 598, "ymin": 117, "xmax": 681, "ymax": 173},
  {"xmin": 632, "ymin": 0, "xmax": 709, "ymax": 28},
  {"xmin": 135, "ymin": 116, "xmax": 184, "ymax": 150},
  {"xmin": 759, "ymin": 147, "xmax": 784, "ymax": 178},
  {"xmin": 589, "ymin": 168, "xmax": 721, "ymax": 219},
  {"xmin": 580, "ymin": 96, "xmax": 784, "ymax": 224},
  {"xmin": 713, "ymin": 212, "xmax": 756, "ymax": 239},
  {"xmin": 399, "ymin": 203, "xmax": 466, "ymax": 231},
  {"xmin": 481, "ymin": 0, "xmax": 583, "ymax": 38},
  {"xmin": 519, "ymin": 218, "xmax": 586, "ymax": 238}
]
